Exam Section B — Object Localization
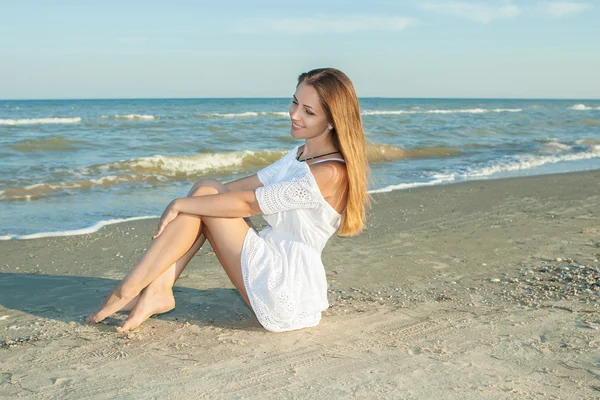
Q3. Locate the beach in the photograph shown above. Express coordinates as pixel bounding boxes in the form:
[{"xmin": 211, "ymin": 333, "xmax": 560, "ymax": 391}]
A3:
[{"xmin": 1, "ymin": 169, "xmax": 599, "ymax": 399}]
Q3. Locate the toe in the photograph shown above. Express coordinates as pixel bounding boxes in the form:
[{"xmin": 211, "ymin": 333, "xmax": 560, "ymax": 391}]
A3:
[
  {"xmin": 117, "ymin": 315, "xmax": 142, "ymax": 333},
  {"xmin": 86, "ymin": 313, "xmax": 99, "ymax": 324}
]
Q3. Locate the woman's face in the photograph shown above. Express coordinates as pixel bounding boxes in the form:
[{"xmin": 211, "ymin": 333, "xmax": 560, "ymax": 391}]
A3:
[{"xmin": 289, "ymin": 82, "xmax": 331, "ymax": 140}]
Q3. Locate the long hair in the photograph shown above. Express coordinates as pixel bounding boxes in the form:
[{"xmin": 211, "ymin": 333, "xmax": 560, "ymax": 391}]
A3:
[{"xmin": 297, "ymin": 68, "xmax": 371, "ymax": 236}]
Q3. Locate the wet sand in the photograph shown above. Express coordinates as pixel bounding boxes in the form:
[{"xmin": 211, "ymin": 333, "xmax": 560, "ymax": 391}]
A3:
[{"xmin": 1, "ymin": 170, "xmax": 599, "ymax": 399}]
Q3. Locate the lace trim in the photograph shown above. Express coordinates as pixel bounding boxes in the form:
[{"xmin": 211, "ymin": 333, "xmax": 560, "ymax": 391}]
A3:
[{"xmin": 255, "ymin": 173, "xmax": 321, "ymax": 215}]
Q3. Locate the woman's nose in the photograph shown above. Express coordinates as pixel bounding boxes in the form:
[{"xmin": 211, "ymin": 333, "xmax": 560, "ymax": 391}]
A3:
[{"xmin": 289, "ymin": 107, "xmax": 302, "ymax": 120}]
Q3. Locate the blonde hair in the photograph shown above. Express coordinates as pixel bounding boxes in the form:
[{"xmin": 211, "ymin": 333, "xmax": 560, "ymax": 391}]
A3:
[{"xmin": 297, "ymin": 68, "xmax": 371, "ymax": 236}]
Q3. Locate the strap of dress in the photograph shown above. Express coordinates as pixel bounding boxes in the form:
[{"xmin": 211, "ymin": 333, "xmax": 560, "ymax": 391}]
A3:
[{"xmin": 309, "ymin": 158, "xmax": 346, "ymax": 165}]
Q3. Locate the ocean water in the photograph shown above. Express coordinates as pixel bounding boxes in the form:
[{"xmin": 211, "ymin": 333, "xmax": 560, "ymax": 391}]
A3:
[{"xmin": 1, "ymin": 98, "xmax": 599, "ymax": 239}]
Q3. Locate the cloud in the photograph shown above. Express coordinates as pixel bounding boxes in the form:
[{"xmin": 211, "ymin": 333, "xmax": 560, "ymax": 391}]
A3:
[
  {"xmin": 420, "ymin": 2, "xmax": 521, "ymax": 23},
  {"xmin": 235, "ymin": 15, "xmax": 416, "ymax": 35},
  {"xmin": 542, "ymin": 2, "xmax": 593, "ymax": 18}
]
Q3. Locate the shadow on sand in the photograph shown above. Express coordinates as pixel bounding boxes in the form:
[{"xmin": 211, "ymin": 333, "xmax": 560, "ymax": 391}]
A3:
[{"xmin": 0, "ymin": 272, "xmax": 261, "ymax": 331}]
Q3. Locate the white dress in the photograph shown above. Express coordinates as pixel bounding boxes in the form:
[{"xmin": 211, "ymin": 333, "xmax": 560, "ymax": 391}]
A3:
[{"xmin": 241, "ymin": 145, "xmax": 346, "ymax": 332}]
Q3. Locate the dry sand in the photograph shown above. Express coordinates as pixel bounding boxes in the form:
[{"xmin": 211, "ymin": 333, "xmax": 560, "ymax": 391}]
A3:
[{"xmin": 1, "ymin": 170, "xmax": 599, "ymax": 399}]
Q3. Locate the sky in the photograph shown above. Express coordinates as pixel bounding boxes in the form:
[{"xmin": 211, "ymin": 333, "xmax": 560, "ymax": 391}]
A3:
[{"xmin": 1, "ymin": 0, "xmax": 599, "ymax": 99}]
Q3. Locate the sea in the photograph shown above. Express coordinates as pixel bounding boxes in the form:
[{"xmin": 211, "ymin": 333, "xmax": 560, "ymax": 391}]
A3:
[{"xmin": 1, "ymin": 98, "xmax": 599, "ymax": 239}]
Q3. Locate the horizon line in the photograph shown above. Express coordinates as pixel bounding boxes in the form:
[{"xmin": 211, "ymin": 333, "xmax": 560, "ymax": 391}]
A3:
[{"xmin": 2, "ymin": 96, "xmax": 599, "ymax": 101}]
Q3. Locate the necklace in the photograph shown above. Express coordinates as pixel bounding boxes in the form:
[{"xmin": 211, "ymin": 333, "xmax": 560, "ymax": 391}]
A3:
[{"xmin": 296, "ymin": 150, "xmax": 341, "ymax": 162}]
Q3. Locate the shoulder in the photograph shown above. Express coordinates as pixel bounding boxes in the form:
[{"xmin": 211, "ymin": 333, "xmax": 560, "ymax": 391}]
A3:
[{"xmin": 308, "ymin": 161, "xmax": 348, "ymax": 194}]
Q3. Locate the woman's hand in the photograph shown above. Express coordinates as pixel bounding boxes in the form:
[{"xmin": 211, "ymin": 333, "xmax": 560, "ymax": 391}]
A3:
[{"xmin": 154, "ymin": 200, "xmax": 180, "ymax": 239}]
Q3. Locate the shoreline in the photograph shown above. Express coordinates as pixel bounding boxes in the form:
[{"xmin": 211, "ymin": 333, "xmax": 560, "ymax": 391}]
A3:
[
  {"xmin": 1, "ymin": 169, "xmax": 599, "ymax": 398},
  {"xmin": 2, "ymin": 167, "xmax": 599, "ymax": 241}
]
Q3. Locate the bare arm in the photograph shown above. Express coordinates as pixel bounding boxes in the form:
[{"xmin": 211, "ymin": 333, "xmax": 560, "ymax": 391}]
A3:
[
  {"xmin": 173, "ymin": 191, "xmax": 262, "ymax": 218},
  {"xmin": 154, "ymin": 190, "xmax": 262, "ymax": 238},
  {"xmin": 154, "ymin": 162, "xmax": 344, "ymax": 238},
  {"xmin": 225, "ymin": 174, "xmax": 264, "ymax": 192},
  {"xmin": 174, "ymin": 164, "xmax": 344, "ymax": 220}
]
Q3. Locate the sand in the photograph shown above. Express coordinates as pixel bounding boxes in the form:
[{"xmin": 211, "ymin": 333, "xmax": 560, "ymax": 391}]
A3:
[{"xmin": 1, "ymin": 170, "xmax": 599, "ymax": 399}]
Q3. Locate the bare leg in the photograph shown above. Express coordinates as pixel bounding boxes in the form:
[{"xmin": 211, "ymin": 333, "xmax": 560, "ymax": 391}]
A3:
[
  {"xmin": 119, "ymin": 232, "xmax": 206, "ymax": 312},
  {"xmin": 119, "ymin": 214, "xmax": 253, "ymax": 314},
  {"xmin": 87, "ymin": 179, "xmax": 252, "ymax": 326},
  {"xmin": 111, "ymin": 179, "xmax": 247, "ymax": 314},
  {"xmin": 86, "ymin": 211, "xmax": 204, "ymax": 323},
  {"xmin": 118, "ymin": 214, "xmax": 253, "ymax": 332},
  {"xmin": 111, "ymin": 232, "xmax": 206, "ymax": 331}
]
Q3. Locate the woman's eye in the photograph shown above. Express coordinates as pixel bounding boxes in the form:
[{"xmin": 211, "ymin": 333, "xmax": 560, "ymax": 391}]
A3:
[{"xmin": 306, "ymin": 110, "xmax": 314, "ymax": 115}]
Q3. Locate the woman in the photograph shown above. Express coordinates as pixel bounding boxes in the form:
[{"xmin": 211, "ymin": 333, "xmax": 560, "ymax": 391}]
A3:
[{"xmin": 87, "ymin": 68, "xmax": 370, "ymax": 333}]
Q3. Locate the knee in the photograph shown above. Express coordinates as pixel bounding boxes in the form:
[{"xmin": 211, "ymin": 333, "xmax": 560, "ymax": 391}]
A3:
[{"xmin": 188, "ymin": 178, "xmax": 227, "ymax": 197}]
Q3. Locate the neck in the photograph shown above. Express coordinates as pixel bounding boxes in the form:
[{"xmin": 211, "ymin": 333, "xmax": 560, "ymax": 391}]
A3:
[{"xmin": 302, "ymin": 133, "xmax": 337, "ymax": 159}]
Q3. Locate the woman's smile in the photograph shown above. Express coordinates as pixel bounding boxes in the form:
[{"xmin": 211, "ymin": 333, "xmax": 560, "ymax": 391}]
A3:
[{"xmin": 291, "ymin": 121, "xmax": 305, "ymax": 130}]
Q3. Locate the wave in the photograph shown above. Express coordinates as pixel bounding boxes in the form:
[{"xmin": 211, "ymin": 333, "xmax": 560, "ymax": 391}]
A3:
[
  {"xmin": 145, "ymin": 107, "xmax": 523, "ymax": 119},
  {"xmin": 100, "ymin": 149, "xmax": 288, "ymax": 177},
  {"xmin": 101, "ymin": 114, "xmax": 156, "ymax": 120},
  {"xmin": 199, "ymin": 111, "xmax": 288, "ymax": 118},
  {"xmin": 0, "ymin": 108, "xmax": 526, "ymax": 125},
  {"xmin": 0, "ymin": 216, "xmax": 157, "ymax": 240},
  {"xmin": 369, "ymin": 176, "xmax": 457, "ymax": 193},
  {"xmin": 372, "ymin": 146, "xmax": 600, "ymax": 194},
  {"xmin": 575, "ymin": 139, "xmax": 600, "ymax": 146},
  {"xmin": 539, "ymin": 141, "xmax": 572, "ymax": 154},
  {"xmin": 0, "ymin": 117, "xmax": 82, "ymax": 125},
  {"xmin": 109, "ymin": 144, "xmax": 460, "ymax": 176},
  {"xmin": 0, "ymin": 150, "xmax": 289, "ymax": 202},
  {"xmin": 366, "ymin": 143, "xmax": 462, "ymax": 161},
  {"xmin": 0, "ymin": 143, "xmax": 461, "ymax": 202},
  {"xmin": 569, "ymin": 104, "xmax": 600, "ymax": 110},
  {"xmin": 361, "ymin": 108, "xmax": 522, "ymax": 115},
  {"xmin": 9, "ymin": 136, "xmax": 86, "ymax": 151},
  {"xmin": 0, "ymin": 175, "xmax": 163, "ymax": 201}
]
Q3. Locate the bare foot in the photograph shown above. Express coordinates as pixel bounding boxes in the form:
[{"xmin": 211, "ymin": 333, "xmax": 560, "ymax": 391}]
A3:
[
  {"xmin": 120, "ymin": 295, "xmax": 141, "ymax": 312},
  {"xmin": 116, "ymin": 289, "xmax": 175, "ymax": 333},
  {"xmin": 86, "ymin": 287, "xmax": 140, "ymax": 324}
]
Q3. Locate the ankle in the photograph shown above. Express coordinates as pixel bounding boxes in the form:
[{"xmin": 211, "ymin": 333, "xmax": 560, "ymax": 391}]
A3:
[
  {"xmin": 115, "ymin": 284, "xmax": 140, "ymax": 300},
  {"xmin": 145, "ymin": 285, "xmax": 174, "ymax": 297}
]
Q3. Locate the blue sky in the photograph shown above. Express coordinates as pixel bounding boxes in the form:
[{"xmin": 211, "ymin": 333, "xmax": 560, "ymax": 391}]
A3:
[{"xmin": 1, "ymin": 0, "xmax": 598, "ymax": 99}]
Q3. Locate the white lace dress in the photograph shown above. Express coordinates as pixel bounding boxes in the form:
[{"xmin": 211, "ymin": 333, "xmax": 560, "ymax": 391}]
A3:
[{"xmin": 241, "ymin": 146, "xmax": 345, "ymax": 332}]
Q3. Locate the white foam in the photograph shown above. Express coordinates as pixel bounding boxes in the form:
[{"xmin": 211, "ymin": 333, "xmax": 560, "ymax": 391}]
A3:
[
  {"xmin": 569, "ymin": 104, "xmax": 600, "ymax": 110},
  {"xmin": 474, "ymin": 151, "xmax": 600, "ymax": 178},
  {"xmin": 540, "ymin": 141, "xmax": 572, "ymax": 153},
  {"xmin": 1, "ymin": 216, "xmax": 157, "ymax": 241},
  {"xmin": 24, "ymin": 183, "xmax": 47, "ymax": 190},
  {"xmin": 202, "ymin": 111, "xmax": 288, "ymax": 118},
  {"xmin": 101, "ymin": 114, "xmax": 156, "ymax": 120},
  {"xmin": 369, "ymin": 176, "xmax": 456, "ymax": 193},
  {"xmin": 0, "ymin": 150, "xmax": 286, "ymax": 201},
  {"xmin": 126, "ymin": 153, "xmax": 244, "ymax": 174},
  {"xmin": 371, "ymin": 148, "xmax": 600, "ymax": 194},
  {"xmin": 114, "ymin": 149, "xmax": 285, "ymax": 175},
  {"xmin": 89, "ymin": 175, "xmax": 133, "ymax": 185},
  {"xmin": 0, "ymin": 117, "xmax": 82, "ymax": 125},
  {"xmin": 361, "ymin": 108, "xmax": 522, "ymax": 115}
]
